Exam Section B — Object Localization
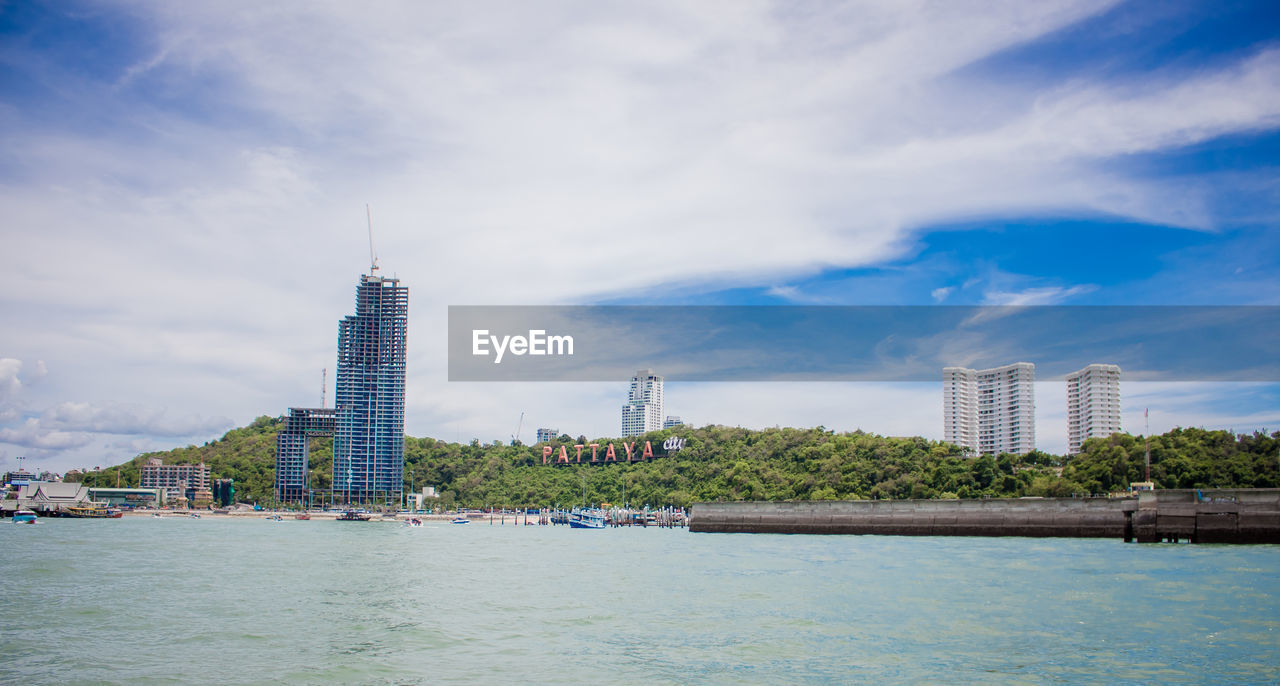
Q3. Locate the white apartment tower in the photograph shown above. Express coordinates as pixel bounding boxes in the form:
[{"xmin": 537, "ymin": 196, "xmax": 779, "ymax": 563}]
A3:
[
  {"xmin": 1066, "ymin": 364, "xmax": 1122, "ymax": 455},
  {"xmin": 943, "ymin": 367, "xmax": 978, "ymax": 452},
  {"xmin": 943, "ymin": 362, "xmax": 1036, "ymax": 455},
  {"xmin": 621, "ymin": 369, "xmax": 664, "ymax": 437}
]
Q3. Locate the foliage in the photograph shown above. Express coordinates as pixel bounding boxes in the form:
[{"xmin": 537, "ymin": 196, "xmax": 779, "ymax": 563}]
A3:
[{"xmin": 73, "ymin": 419, "xmax": 1280, "ymax": 507}]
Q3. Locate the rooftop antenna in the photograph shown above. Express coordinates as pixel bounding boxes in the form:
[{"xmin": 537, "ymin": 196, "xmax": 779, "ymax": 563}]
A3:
[
  {"xmin": 321, "ymin": 368, "xmax": 327, "ymax": 408},
  {"xmin": 366, "ymin": 204, "xmax": 379, "ymax": 274}
]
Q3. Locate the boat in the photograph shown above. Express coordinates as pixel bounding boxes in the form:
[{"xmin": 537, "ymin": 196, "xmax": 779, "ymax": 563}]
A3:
[
  {"xmin": 451, "ymin": 516, "xmax": 470, "ymax": 524},
  {"xmin": 189, "ymin": 513, "xmax": 201, "ymax": 519},
  {"xmin": 405, "ymin": 517, "xmax": 423, "ymax": 527},
  {"xmin": 569, "ymin": 507, "xmax": 606, "ymax": 529},
  {"xmin": 294, "ymin": 513, "xmax": 311, "ymax": 520},
  {"xmin": 63, "ymin": 506, "xmax": 123, "ymax": 519},
  {"xmin": 12, "ymin": 510, "xmax": 37, "ymax": 524},
  {"xmin": 337, "ymin": 510, "xmax": 373, "ymax": 521}
]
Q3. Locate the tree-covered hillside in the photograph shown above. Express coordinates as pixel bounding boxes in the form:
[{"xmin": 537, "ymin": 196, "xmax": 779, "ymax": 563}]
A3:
[{"xmin": 71, "ymin": 418, "xmax": 1279, "ymax": 507}]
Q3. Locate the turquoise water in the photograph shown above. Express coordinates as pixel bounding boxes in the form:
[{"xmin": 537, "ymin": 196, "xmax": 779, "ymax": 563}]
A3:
[{"xmin": 2, "ymin": 517, "xmax": 1277, "ymax": 684}]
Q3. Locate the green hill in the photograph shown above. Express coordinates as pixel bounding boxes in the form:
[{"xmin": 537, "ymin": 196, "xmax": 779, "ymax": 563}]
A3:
[{"xmin": 71, "ymin": 418, "xmax": 1279, "ymax": 507}]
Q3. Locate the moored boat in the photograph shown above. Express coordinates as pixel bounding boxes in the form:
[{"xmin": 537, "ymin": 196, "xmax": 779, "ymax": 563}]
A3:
[
  {"xmin": 337, "ymin": 510, "xmax": 372, "ymax": 521},
  {"xmin": 63, "ymin": 506, "xmax": 123, "ymax": 519},
  {"xmin": 569, "ymin": 507, "xmax": 606, "ymax": 529},
  {"xmin": 13, "ymin": 510, "xmax": 37, "ymax": 524},
  {"xmin": 451, "ymin": 516, "xmax": 470, "ymax": 524},
  {"xmin": 294, "ymin": 513, "xmax": 311, "ymax": 520}
]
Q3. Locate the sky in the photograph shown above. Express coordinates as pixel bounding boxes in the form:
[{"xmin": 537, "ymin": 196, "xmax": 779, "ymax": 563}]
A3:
[{"xmin": 2, "ymin": 0, "xmax": 1279, "ymax": 474}]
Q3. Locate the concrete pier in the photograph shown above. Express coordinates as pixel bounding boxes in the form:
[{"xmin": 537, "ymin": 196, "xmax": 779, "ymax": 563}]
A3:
[{"xmin": 691, "ymin": 489, "xmax": 1280, "ymax": 543}]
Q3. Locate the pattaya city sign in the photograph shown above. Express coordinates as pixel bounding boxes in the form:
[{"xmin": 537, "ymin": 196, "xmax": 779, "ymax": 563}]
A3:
[{"xmin": 542, "ymin": 437, "xmax": 685, "ymax": 465}]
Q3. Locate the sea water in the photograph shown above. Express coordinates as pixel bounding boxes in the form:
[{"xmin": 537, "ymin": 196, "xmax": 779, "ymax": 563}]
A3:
[{"xmin": 1, "ymin": 516, "xmax": 1277, "ymax": 684}]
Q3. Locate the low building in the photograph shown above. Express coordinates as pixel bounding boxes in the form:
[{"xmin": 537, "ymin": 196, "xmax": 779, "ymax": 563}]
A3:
[
  {"xmin": 535, "ymin": 428, "xmax": 560, "ymax": 443},
  {"xmin": 2, "ymin": 482, "xmax": 94, "ymax": 515},
  {"xmin": 663, "ymin": 416, "xmax": 684, "ymax": 429},
  {"xmin": 87, "ymin": 487, "xmax": 166, "ymax": 509},
  {"xmin": 3, "ymin": 470, "xmax": 38, "ymax": 487},
  {"xmin": 189, "ymin": 488, "xmax": 214, "ymax": 508}
]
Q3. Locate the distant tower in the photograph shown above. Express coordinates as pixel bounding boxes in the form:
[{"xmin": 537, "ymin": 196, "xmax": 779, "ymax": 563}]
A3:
[
  {"xmin": 943, "ymin": 367, "xmax": 978, "ymax": 453},
  {"xmin": 1066, "ymin": 364, "xmax": 1121, "ymax": 455},
  {"xmin": 943, "ymin": 362, "xmax": 1035, "ymax": 455},
  {"xmin": 333, "ymin": 272, "xmax": 409, "ymax": 504},
  {"xmin": 621, "ymin": 369, "xmax": 663, "ymax": 437}
]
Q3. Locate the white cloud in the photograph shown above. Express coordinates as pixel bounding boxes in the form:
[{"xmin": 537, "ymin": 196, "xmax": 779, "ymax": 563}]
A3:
[
  {"xmin": 42, "ymin": 401, "xmax": 232, "ymax": 437},
  {"xmin": 2, "ymin": 2, "xmax": 1278, "ymax": 468},
  {"xmin": 0, "ymin": 418, "xmax": 94, "ymax": 451},
  {"xmin": 930, "ymin": 287, "xmax": 953, "ymax": 303},
  {"xmin": 982, "ymin": 285, "xmax": 1097, "ymax": 306},
  {"xmin": 0, "ymin": 359, "xmax": 21, "ymax": 400}
]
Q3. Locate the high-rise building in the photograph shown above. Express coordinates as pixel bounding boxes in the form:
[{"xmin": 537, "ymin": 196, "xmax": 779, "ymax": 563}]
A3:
[
  {"xmin": 274, "ymin": 407, "xmax": 335, "ymax": 503},
  {"xmin": 333, "ymin": 273, "xmax": 409, "ymax": 503},
  {"xmin": 1066, "ymin": 364, "xmax": 1121, "ymax": 455},
  {"xmin": 139, "ymin": 458, "xmax": 210, "ymax": 496},
  {"xmin": 621, "ymin": 369, "xmax": 663, "ymax": 437},
  {"xmin": 663, "ymin": 416, "xmax": 684, "ymax": 429},
  {"xmin": 943, "ymin": 367, "xmax": 978, "ymax": 453},
  {"xmin": 535, "ymin": 428, "xmax": 560, "ymax": 443},
  {"xmin": 943, "ymin": 362, "xmax": 1036, "ymax": 455}
]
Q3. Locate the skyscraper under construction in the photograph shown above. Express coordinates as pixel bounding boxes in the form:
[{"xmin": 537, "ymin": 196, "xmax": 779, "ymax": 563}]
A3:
[
  {"xmin": 332, "ymin": 272, "xmax": 409, "ymax": 503},
  {"xmin": 274, "ymin": 270, "xmax": 409, "ymax": 506}
]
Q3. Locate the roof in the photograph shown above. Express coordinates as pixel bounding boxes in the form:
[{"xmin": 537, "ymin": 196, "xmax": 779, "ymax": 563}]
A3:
[{"xmin": 17, "ymin": 482, "xmax": 91, "ymax": 504}]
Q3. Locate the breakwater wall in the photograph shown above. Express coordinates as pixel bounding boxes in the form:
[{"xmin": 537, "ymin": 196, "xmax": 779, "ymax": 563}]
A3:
[{"xmin": 690, "ymin": 489, "xmax": 1280, "ymax": 543}]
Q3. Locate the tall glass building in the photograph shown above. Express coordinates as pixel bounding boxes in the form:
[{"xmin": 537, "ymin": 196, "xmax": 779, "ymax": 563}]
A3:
[{"xmin": 333, "ymin": 273, "xmax": 409, "ymax": 503}]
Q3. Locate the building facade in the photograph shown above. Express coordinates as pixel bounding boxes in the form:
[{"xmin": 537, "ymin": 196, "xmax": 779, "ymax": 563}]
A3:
[
  {"xmin": 333, "ymin": 273, "xmax": 409, "ymax": 504},
  {"xmin": 274, "ymin": 407, "xmax": 336, "ymax": 503},
  {"xmin": 139, "ymin": 458, "xmax": 210, "ymax": 495},
  {"xmin": 621, "ymin": 369, "xmax": 664, "ymax": 437},
  {"xmin": 943, "ymin": 367, "xmax": 978, "ymax": 453},
  {"xmin": 1066, "ymin": 363, "xmax": 1122, "ymax": 455},
  {"xmin": 663, "ymin": 416, "xmax": 684, "ymax": 429},
  {"xmin": 535, "ymin": 428, "xmax": 560, "ymax": 443},
  {"xmin": 943, "ymin": 362, "xmax": 1036, "ymax": 455}
]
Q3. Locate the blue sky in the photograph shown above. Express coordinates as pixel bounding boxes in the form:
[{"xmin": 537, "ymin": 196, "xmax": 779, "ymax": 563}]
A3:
[{"xmin": 1, "ymin": 1, "xmax": 1278, "ymax": 472}]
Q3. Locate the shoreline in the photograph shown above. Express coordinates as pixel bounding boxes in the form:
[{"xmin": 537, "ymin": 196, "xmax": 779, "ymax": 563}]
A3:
[{"xmin": 121, "ymin": 509, "xmax": 529, "ymax": 522}]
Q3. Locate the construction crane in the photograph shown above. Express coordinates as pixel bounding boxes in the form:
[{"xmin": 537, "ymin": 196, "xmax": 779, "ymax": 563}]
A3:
[
  {"xmin": 366, "ymin": 204, "xmax": 379, "ymax": 274},
  {"xmin": 511, "ymin": 411, "xmax": 525, "ymax": 445}
]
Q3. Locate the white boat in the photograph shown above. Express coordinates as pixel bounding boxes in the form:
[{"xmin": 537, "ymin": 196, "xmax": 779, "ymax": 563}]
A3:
[
  {"xmin": 451, "ymin": 516, "xmax": 470, "ymax": 524},
  {"xmin": 405, "ymin": 518, "xmax": 424, "ymax": 527},
  {"xmin": 13, "ymin": 510, "xmax": 37, "ymax": 524},
  {"xmin": 569, "ymin": 507, "xmax": 606, "ymax": 529}
]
